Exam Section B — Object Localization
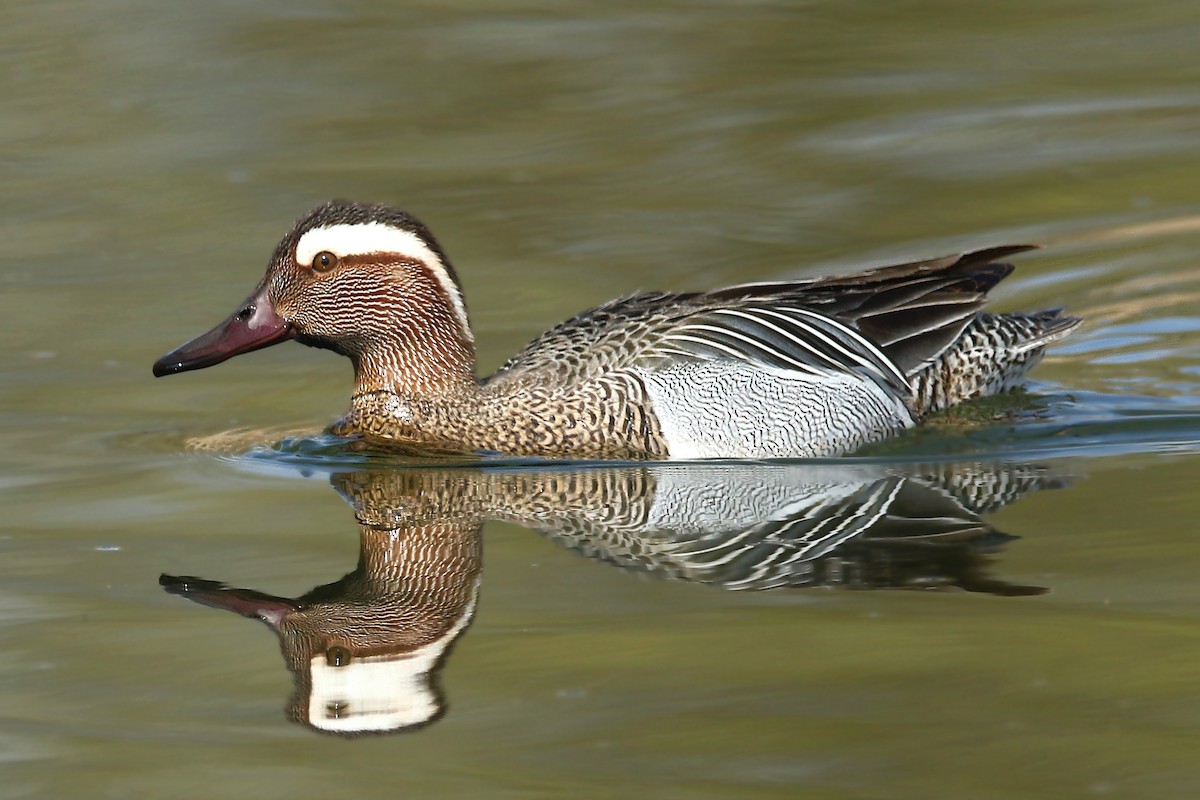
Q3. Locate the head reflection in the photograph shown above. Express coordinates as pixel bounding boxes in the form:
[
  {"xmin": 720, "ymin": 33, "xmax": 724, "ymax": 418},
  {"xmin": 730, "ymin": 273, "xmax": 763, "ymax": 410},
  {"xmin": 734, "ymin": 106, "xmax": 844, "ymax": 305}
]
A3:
[
  {"xmin": 162, "ymin": 476, "xmax": 482, "ymax": 735},
  {"xmin": 162, "ymin": 461, "xmax": 1064, "ymax": 735}
]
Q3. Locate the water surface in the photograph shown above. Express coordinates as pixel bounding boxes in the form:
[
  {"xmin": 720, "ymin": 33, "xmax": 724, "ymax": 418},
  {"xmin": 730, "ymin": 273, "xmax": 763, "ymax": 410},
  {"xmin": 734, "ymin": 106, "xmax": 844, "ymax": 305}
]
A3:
[{"xmin": 4, "ymin": 1, "xmax": 1200, "ymax": 798}]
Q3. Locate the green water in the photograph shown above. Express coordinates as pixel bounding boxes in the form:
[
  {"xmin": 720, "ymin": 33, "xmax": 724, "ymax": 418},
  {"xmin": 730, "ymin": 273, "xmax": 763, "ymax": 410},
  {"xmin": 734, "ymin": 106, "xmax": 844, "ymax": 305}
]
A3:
[{"xmin": 4, "ymin": 1, "xmax": 1200, "ymax": 797}]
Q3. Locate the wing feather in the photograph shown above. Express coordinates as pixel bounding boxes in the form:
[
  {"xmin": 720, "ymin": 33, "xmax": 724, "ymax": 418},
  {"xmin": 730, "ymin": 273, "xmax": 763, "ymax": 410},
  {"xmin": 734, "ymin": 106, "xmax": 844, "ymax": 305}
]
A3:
[
  {"xmin": 658, "ymin": 306, "xmax": 911, "ymax": 395},
  {"xmin": 486, "ymin": 246, "xmax": 1035, "ymax": 390}
]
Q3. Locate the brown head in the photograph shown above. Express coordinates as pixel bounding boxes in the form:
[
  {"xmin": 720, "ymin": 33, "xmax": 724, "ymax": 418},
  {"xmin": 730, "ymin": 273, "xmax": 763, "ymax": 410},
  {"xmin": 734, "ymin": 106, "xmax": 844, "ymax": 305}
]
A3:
[{"xmin": 152, "ymin": 201, "xmax": 476, "ymax": 394}]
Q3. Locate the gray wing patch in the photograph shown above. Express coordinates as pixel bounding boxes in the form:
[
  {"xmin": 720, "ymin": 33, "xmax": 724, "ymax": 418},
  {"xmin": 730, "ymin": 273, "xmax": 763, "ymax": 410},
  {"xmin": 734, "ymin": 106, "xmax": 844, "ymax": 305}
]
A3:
[{"xmin": 654, "ymin": 306, "xmax": 911, "ymax": 396}]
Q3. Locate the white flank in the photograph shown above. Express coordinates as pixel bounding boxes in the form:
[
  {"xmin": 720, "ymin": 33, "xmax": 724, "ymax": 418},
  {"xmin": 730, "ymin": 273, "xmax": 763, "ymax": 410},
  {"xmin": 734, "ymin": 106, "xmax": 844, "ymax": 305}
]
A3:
[
  {"xmin": 295, "ymin": 222, "xmax": 472, "ymax": 340},
  {"xmin": 637, "ymin": 360, "xmax": 915, "ymax": 459}
]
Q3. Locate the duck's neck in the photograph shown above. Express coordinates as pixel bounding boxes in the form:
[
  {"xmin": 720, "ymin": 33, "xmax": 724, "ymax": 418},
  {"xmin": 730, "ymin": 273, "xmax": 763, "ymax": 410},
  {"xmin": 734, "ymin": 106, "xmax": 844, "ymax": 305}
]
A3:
[
  {"xmin": 350, "ymin": 331, "xmax": 479, "ymax": 398},
  {"xmin": 338, "ymin": 331, "xmax": 490, "ymax": 453}
]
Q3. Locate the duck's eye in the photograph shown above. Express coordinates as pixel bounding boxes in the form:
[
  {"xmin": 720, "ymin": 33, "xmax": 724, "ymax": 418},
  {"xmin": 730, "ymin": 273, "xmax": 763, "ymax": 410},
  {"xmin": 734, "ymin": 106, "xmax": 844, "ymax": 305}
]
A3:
[
  {"xmin": 311, "ymin": 251, "xmax": 339, "ymax": 273},
  {"xmin": 326, "ymin": 645, "xmax": 352, "ymax": 667}
]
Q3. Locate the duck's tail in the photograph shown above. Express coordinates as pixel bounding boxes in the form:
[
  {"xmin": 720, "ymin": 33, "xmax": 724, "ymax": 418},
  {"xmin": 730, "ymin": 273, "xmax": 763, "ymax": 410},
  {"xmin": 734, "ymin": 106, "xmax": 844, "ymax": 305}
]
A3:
[{"xmin": 910, "ymin": 309, "xmax": 1081, "ymax": 416}]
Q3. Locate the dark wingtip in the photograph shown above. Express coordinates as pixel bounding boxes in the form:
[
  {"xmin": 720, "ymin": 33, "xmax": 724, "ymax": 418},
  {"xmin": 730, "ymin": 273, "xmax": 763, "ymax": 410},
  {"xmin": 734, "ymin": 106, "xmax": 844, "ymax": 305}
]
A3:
[
  {"xmin": 961, "ymin": 244, "xmax": 1040, "ymax": 262},
  {"xmin": 950, "ymin": 245, "xmax": 1043, "ymax": 292}
]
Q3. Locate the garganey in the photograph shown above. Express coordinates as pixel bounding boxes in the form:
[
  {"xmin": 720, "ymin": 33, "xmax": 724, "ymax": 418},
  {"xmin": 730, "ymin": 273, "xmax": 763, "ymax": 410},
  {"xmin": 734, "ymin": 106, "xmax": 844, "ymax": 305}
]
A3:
[{"xmin": 153, "ymin": 200, "xmax": 1080, "ymax": 459}]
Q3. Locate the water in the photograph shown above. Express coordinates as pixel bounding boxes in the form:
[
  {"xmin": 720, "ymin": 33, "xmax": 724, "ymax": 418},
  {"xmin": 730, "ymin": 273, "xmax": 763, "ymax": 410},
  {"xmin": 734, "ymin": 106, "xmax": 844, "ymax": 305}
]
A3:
[{"xmin": 4, "ymin": 1, "xmax": 1200, "ymax": 797}]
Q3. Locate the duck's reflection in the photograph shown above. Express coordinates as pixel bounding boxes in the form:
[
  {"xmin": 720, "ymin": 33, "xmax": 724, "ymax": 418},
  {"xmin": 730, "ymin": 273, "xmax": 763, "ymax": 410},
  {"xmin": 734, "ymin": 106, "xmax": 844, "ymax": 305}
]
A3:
[{"xmin": 162, "ymin": 461, "xmax": 1064, "ymax": 736}]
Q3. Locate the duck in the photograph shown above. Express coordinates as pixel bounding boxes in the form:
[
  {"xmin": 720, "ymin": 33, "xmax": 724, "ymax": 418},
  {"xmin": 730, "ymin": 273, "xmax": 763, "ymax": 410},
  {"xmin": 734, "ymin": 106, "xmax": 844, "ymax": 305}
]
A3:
[{"xmin": 153, "ymin": 200, "xmax": 1081, "ymax": 460}]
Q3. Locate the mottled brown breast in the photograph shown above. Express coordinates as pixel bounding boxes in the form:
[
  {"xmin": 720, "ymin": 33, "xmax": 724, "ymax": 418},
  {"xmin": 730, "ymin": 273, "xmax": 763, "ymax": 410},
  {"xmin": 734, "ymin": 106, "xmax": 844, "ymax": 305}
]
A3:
[{"xmin": 335, "ymin": 374, "xmax": 670, "ymax": 459}]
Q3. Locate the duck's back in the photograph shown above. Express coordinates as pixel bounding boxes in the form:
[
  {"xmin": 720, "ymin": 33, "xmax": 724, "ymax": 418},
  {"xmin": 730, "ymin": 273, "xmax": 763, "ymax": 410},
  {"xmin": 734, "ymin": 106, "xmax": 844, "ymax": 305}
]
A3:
[{"xmin": 483, "ymin": 246, "xmax": 1079, "ymax": 459}]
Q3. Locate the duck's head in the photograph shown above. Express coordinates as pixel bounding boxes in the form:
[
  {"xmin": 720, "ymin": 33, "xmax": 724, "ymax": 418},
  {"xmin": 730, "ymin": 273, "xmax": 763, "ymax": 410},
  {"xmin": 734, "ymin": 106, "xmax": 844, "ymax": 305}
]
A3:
[{"xmin": 153, "ymin": 200, "xmax": 474, "ymax": 391}]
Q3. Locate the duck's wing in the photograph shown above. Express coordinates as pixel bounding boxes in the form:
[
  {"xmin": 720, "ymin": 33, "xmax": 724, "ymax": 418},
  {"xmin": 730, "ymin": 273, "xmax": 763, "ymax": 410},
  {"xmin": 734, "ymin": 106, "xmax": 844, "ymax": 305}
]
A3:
[
  {"xmin": 485, "ymin": 289, "xmax": 687, "ymax": 385},
  {"xmin": 705, "ymin": 245, "xmax": 1036, "ymax": 376},
  {"xmin": 643, "ymin": 300, "xmax": 912, "ymax": 395},
  {"xmin": 487, "ymin": 246, "xmax": 1034, "ymax": 390}
]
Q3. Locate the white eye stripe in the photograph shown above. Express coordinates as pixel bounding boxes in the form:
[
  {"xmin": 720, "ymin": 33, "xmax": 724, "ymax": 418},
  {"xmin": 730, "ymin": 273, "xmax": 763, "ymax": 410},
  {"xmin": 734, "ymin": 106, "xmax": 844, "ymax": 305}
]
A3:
[
  {"xmin": 295, "ymin": 222, "xmax": 472, "ymax": 342},
  {"xmin": 295, "ymin": 222, "xmax": 436, "ymax": 267}
]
